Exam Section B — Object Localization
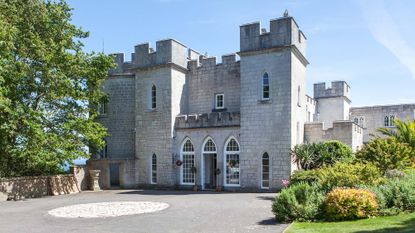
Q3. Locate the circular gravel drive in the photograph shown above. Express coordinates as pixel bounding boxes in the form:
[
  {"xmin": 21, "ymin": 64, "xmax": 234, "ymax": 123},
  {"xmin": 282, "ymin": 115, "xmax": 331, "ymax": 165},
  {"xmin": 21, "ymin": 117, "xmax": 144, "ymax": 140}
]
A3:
[{"xmin": 48, "ymin": 201, "xmax": 169, "ymax": 218}]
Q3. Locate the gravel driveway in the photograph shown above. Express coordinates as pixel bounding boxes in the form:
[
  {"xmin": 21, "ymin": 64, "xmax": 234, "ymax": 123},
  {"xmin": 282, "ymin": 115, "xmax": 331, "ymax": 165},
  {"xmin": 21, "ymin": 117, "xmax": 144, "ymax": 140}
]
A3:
[{"xmin": 0, "ymin": 189, "xmax": 289, "ymax": 233}]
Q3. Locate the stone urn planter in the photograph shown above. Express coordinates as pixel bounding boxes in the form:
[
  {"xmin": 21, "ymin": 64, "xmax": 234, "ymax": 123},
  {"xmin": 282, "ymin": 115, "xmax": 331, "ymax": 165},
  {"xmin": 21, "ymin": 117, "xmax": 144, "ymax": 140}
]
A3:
[{"xmin": 89, "ymin": 170, "xmax": 101, "ymax": 191}]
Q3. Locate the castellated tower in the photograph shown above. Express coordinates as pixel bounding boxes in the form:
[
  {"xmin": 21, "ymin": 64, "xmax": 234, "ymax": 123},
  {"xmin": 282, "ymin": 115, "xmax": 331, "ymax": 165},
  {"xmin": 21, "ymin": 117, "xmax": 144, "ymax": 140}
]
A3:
[
  {"xmin": 238, "ymin": 15, "xmax": 308, "ymax": 189},
  {"xmin": 133, "ymin": 39, "xmax": 189, "ymax": 187},
  {"xmin": 314, "ymin": 81, "xmax": 351, "ymax": 128}
]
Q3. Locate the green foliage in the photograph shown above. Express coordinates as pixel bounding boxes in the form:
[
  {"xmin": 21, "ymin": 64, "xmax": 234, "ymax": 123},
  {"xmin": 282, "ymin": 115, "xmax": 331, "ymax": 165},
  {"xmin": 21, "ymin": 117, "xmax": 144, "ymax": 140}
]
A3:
[
  {"xmin": 355, "ymin": 137, "xmax": 415, "ymax": 172},
  {"xmin": 290, "ymin": 162, "xmax": 385, "ymax": 192},
  {"xmin": 378, "ymin": 118, "xmax": 415, "ymax": 148},
  {"xmin": 272, "ymin": 183, "xmax": 325, "ymax": 222},
  {"xmin": 292, "ymin": 141, "xmax": 353, "ymax": 170},
  {"xmin": 324, "ymin": 188, "xmax": 378, "ymax": 221},
  {"xmin": 0, "ymin": 0, "xmax": 114, "ymax": 177},
  {"xmin": 367, "ymin": 170, "xmax": 415, "ymax": 216}
]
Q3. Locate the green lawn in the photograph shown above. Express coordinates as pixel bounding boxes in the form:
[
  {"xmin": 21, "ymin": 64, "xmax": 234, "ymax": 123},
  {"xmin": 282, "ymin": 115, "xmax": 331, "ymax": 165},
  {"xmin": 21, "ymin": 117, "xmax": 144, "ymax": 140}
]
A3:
[{"xmin": 285, "ymin": 212, "xmax": 415, "ymax": 233}]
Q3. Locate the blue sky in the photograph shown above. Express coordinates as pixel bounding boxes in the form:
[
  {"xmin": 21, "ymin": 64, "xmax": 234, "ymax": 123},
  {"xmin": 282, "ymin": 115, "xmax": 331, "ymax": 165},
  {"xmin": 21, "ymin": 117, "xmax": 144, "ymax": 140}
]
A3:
[{"xmin": 67, "ymin": 0, "xmax": 415, "ymax": 107}]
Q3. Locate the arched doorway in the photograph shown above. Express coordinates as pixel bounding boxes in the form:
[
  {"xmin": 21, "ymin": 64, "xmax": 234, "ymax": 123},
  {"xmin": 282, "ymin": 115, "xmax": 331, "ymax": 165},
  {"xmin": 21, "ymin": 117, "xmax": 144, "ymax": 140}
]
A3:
[{"xmin": 202, "ymin": 137, "xmax": 217, "ymax": 190}]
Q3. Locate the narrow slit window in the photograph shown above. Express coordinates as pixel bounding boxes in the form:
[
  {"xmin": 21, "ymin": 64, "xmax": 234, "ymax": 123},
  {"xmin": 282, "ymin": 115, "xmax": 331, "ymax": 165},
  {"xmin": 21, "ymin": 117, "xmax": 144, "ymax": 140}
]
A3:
[
  {"xmin": 262, "ymin": 73, "xmax": 270, "ymax": 100},
  {"xmin": 151, "ymin": 154, "xmax": 157, "ymax": 184},
  {"xmin": 151, "ymin": 85, "xmax": 157, "ymax": 109},
  {"xmin": 262, "ymin": 153, "xmax": 270, "ymax": 189}
]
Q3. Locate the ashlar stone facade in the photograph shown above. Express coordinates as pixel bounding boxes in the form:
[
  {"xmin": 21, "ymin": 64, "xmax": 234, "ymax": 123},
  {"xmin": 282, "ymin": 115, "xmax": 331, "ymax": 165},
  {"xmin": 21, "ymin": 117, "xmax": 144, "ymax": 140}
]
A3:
[{"xmin": 88, "ymin": 13, "xmax": 415, "ymax": 191}]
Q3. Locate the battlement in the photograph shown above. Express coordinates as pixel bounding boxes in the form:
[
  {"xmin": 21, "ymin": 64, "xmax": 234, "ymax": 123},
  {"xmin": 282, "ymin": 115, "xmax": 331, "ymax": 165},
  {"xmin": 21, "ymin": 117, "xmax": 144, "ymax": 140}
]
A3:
[
  {"xmin": 109, "ymin": 39, "xmax": 192, "ymax": 74},
  {"xmin": 175, "ymin": 112, "xmax": 240, "ymax": 129},
  {"xmin": 188, "ymin": 53, "xmax": 239, "ymax": 71},
  {"xmin": 306, "ymin": 95, "xmax": 316, "ymax": 105},
  {"xmin": 239, "ymin": 13, "xmax": 307, "ymax": 56},
  {"xmin": 314, "ymin": 81, "xmax": 351, "ymax": 100},
  {"xmin": 304, "ymin": 120, "xmax": 363, "ymax": 151}
]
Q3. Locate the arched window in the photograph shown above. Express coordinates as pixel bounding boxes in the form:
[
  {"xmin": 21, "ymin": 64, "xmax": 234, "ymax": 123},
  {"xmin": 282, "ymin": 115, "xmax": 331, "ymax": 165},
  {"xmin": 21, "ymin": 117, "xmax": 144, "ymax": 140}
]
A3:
[
  {"xmin": 99, "ymin": 139, "xmax": 108, "ymax": 159},
  {"xmin": 181, "ymin": 139, "xmax": 195, "ymax": 185},
  {"xmin": 151, "ymin": 154, "xmax": 157, "ymax": 184},
  {"xmin": 384, "ymin": 116, "xmax": 389, "ymax": 127},
  {"xmin": 359, "ymin": 117, "xmax": 364, "ymax": 128},
  {"xmin": 297, "ymin": 85, "xmax": 301, "ymax": 106},
  {"xmin": 203, "ymin": 139, "xmax": 216, "ymax": 152},
  {"xmin": 224, "ymin": 137, "xmax": 240, "ymax": 186},
  {"xmin": 262, "ymin": 73, "xmax": 270, "ymax": 100},
  {"xmin": 354, "ymin": 117, "xmax": 359, "ymax": 124},
  {"xmin": 389, "ymin": 115, "xmax": 395, "ymax": 126},
  {"xmin": 151, "ymin": 84, "xmax": 157, "ymax": 109},
  {"xmin": 261, "ymin": 153, "xmax": 270, "ymax": 189}
]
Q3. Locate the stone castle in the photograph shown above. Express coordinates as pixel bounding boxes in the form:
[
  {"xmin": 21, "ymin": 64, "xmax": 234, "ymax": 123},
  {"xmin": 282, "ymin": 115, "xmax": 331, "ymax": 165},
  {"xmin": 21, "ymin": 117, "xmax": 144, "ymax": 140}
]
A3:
[{"xmin": 88, "ymin": 13, "xmax": 415, "ymax": 191}]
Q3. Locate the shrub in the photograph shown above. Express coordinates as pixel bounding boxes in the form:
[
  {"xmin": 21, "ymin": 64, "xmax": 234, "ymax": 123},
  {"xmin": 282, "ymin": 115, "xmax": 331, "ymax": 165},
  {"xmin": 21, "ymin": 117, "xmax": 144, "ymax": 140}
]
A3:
[
  {"xmin": 356, "ymin": 137, "xmax": 415, "ymax": 171},
  {"xmin": 290, "ymin": 162, "xmax": 385, "ymax": 192},
  {"xmin": 292, "ymin": 141, "xmax": 353, "ymax": 170},
  {"xmin": 367, "ymin": 170, "xmax": 415, "ymax": 215},
  {"xmin": 378, "ymin": 118, "xmax": 415, "ymax": 148},
  {"xmin": 325, "ymin": 188, "xmax": 378, "ymax": 221},
  {"xmin": 272, "ymin": 183, "xmax": 324, "ymax": 222}
]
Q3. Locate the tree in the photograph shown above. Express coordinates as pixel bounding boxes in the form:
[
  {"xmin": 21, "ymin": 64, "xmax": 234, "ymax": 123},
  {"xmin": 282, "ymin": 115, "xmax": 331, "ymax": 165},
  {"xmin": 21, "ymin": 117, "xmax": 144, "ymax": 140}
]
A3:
[
  {"xmin": 378, "ymin": 118, "xmax": 415, "ymax": 148},
  {"xmin": 0, "ymin": 0, "xmax": 114, "ymax": 177}
]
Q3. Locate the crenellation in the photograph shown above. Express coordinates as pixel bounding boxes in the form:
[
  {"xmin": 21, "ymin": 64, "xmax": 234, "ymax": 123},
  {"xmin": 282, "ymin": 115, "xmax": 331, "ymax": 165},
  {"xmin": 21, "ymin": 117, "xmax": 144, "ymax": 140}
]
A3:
[
  {"xmin": 240, "ymin": 15, "xmax": 307, "ymax": 57},
  {"xmin": 175, "ymin": 112, "xmax": 241, "ymax": 129},
  {"xmin": 90, "ymin": 12, "xmax": 414, "ymax": 192}
]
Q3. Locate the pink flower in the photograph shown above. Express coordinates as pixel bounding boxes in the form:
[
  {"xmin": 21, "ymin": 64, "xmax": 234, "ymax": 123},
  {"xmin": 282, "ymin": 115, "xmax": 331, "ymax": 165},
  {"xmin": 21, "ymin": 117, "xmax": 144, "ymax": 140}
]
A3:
[{"xmin": 281, "ymin": 179, "xmax": 290, "ymax": 188}]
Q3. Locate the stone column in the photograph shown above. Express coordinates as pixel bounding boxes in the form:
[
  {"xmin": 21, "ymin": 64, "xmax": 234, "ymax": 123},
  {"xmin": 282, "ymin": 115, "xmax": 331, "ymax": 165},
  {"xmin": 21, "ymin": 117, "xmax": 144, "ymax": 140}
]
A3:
[{"xmin": 89, "ymin": 170, "xmax": 101, "ymax": 191}]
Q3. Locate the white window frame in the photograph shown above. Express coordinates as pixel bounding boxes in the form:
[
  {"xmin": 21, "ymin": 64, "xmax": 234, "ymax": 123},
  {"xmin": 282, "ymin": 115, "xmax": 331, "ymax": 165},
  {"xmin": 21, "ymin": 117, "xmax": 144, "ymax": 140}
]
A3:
[
  {"xmin": 215, "ymin": 93, "xmax": 225, "ymax": 110},
  {"xmin": 261, "ymin": 72, "xmax": 270, "ymax": 101},
  {"xmin": 201, "ymin": 137, "xmax": 217, "ymax": 190},
  {"xmin": 261, "ymin": 152, "xmax": 270, "ymax": 189},
  {"xmin": 223, "ymin": 137, "xmax": 240, "ymax": 187},
  {"xmin": 389, "ymin": 114, "xmax": 396, "ymax": 127},
  {"xmin": 180, "ymin": 138, "xmax": 195, "ymax": 185}
]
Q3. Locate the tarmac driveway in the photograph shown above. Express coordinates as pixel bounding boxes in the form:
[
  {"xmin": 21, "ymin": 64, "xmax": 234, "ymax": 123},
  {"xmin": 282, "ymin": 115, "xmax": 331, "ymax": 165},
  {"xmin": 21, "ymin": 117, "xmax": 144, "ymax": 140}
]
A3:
[{"xmin": 0, "ymin": 189, "xmax": 289, "ymax": 233}]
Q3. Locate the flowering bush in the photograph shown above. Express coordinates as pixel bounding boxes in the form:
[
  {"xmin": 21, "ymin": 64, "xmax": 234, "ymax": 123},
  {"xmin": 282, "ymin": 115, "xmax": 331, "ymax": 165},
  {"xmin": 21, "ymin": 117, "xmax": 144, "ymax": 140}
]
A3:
[{"xmin": 325, "ymin": 188, "xmax": 378, "ymax": 221}]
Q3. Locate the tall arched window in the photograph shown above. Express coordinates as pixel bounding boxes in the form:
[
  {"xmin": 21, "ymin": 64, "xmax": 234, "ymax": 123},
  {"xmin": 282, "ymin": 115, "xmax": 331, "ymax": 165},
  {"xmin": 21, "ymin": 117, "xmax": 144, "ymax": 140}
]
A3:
[
  {"xmin": 297, "ymin": 85, "xmax": 301, "ymax": 106},
  {"xmin": 261, "ymin": 153, "xmax": 270, "ymax": 189},
  {"xmin": 384, "ymin": 116, "xmax": 389, "ymax": 126},
  {"xmin": 262, "ymin": 73, "xmax": 270, "ymax": 100},
  {"xmin": 359, "ymin": 117, "xmax": 364, "ymax": 128},
  {"xmin": 181, "ymin": 139, "xmax": 195, "ymax": 185},
  {"xmin": 151, "ymin": 154, "xmax": 157, "ymax": 184},
  {"xmin": 389, "ymin": 115, "xmax": 395, "ymax": 126},
  {"xmin": 354, "ymin": 117, "xmax": 359, "ymax": 124},
  {"xmin": 224, "ymin": 137, "xmax": 240, "ymax": 186},
  {"xmin": 151, "ymin": 84, "xmax": 157, "ymax": 109},
  {"xmin": 99, "ymin": 139, "xmax": 108, "ymax": 159}
]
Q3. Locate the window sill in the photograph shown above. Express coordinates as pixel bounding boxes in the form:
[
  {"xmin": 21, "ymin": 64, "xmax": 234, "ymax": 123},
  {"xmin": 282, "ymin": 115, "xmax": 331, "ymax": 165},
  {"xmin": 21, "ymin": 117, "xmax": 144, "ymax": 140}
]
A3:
[
  {"xmin": 212, "ymin": 108, "xmax": 227, "ymax": 112},
  {"xmin": 147, "ymin": 109, "xmax": 157, "ymax": 113},
  {"xmin": 258, "ymin": 99, "xmax": 271, "ymax": 104}
]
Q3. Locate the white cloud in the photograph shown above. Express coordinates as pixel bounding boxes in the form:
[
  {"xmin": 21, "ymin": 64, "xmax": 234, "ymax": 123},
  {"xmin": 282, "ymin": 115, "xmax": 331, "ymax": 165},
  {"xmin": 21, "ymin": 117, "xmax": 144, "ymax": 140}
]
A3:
[{"xmin": 356, "ymin": 0, "xmax": 415, "ymax": 79}]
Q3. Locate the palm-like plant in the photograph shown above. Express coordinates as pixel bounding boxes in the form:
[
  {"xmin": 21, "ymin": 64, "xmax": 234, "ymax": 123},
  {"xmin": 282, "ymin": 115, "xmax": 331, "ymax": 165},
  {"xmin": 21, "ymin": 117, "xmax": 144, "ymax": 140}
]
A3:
[{"xmin": 378, "ymin": 118, "xmax": 415, "ymax": 148}]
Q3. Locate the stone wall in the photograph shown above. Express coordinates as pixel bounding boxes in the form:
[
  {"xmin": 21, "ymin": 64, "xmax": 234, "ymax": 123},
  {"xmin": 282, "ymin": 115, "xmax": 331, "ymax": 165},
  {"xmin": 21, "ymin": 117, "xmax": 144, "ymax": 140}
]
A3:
[
  {"xmin": 187, "ymin": 54, "xmax": 240, "ymax": 114},
  {"xmin": 304, "ymin": 120, "xmax": 363, "ymax": 151},
  {"xmin": 350, "ymin": 104, "xmax": 415, "ymax": 143},
  {"xmin": 0, "ymin": 175, "xmax": 79, "ymax": 201},
  {"xmin": 98, "ymin": 75, "xmax": 136, "ymax": 160},
  {"xmin": 87, "ymin": 159, "xmax": 136, "ymax": 189}
]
